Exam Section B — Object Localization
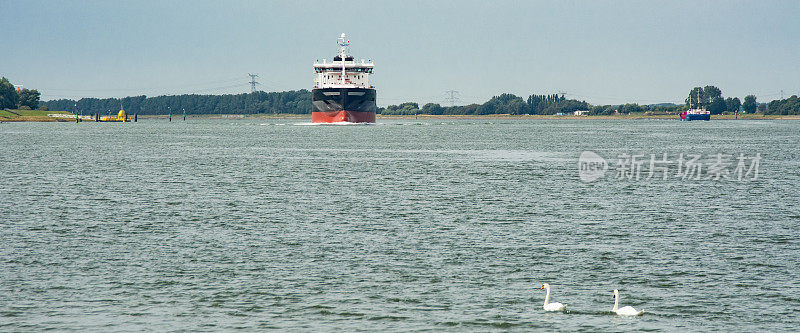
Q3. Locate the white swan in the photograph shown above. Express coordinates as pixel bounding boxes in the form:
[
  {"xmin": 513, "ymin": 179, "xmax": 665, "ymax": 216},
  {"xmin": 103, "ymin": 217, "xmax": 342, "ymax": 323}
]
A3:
[
  {"xmin": 612, "ymin": 289, "xmax": 643, "ymax": 316},
  {"xmin": 539, "ymin": 283, "xmax": 566, "ymax": 311}
]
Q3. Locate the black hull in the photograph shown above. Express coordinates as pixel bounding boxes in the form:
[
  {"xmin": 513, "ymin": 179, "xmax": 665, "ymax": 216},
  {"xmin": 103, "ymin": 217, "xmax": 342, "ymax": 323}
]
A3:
[{"xmin": 312, "ymin": 88, "xmax": 377, "ymax": 113}]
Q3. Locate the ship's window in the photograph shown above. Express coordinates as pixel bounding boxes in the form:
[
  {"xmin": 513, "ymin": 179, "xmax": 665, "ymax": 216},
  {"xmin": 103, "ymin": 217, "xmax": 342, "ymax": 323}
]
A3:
[{"xmin": 323, "ymin": 92, "xmax": 340, "ymax": 96}]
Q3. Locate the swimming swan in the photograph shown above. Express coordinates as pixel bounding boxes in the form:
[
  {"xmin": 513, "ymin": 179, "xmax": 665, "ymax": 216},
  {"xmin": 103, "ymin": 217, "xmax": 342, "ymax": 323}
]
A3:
[
  {"xmin": 612, "ymin": 289, "xmax": 643, "ymax": 316},
  {"xmin": 539, "ymin": 283, "xmax": 566, "ymax": 311}
]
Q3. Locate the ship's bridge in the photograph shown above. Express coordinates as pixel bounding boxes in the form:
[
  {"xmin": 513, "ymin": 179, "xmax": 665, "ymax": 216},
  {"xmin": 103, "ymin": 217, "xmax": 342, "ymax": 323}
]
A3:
[
  {"xmin": 314, "ymin": 59, "xmax": 374, "ymax": 88},
  {"xmin": 313, "ymin": 33, "xmax": 374, "ymax": 89}
]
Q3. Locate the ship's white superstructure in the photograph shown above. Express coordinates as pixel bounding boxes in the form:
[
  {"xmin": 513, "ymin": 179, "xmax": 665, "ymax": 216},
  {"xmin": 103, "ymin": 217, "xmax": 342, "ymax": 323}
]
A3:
[{"xmin": 313, "ymin": 33, "xmax": 374, "ymax": 89}]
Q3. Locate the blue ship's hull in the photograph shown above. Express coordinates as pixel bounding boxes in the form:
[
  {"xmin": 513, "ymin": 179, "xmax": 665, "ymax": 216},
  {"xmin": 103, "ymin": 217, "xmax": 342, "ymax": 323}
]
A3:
[{"xmin": 681, "ymin": 114, "xmax": 710, "ymax": 121}]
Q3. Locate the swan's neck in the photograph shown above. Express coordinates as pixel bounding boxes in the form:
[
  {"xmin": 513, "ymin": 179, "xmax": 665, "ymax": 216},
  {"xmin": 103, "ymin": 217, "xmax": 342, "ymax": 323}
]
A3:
[
  {"xmin": 613, "ymin": 294, "xmax": 619, "ymax": 311},
  {"xmin": 544, "ymin": 287, "xmax": 551, "ymax": 306}
]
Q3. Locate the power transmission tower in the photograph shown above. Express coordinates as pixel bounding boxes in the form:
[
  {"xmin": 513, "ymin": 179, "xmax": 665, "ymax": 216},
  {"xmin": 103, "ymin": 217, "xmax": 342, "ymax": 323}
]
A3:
[
  {"xmin": 444, "ymin": 90, "xmax": 460, "ymax": 106},
  {"xmin": 248, "ymin": 73, "xmax": 260, "ymax": 93}
]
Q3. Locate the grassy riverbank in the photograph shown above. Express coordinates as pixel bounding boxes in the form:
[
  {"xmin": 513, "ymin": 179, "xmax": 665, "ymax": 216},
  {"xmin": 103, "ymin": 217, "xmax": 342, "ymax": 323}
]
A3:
[
  {"xmin": 377, "ymin": 113, "xmax": 800, "ymax": 120},
  {"xmin": 0, "ymin": 109, "xmax": 73, "ymax": 122},
  {"xmin": 192, "ymin": 112, "xmax": 800, "ymax": 120},
  {"xmin": 210, "ymin": 112, "xmax": 800, "ymax": 120}
]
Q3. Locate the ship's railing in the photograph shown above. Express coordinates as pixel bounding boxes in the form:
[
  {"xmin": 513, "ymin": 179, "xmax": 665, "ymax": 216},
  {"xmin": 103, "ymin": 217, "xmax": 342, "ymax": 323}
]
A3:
[
  {"xmin": 314, "ymin": 61, "xmax": 374, "ymax": 68},
  {"xmin": 686, "ymin": 108, "xmax": 710, "ymax": 115},
  {"xmin": 314, "ymin": 67, "xmax": 373, "ymax": 73},
  {"xmin": 314, "ymin": 83, "xmax": 373, "ymax": 88}
]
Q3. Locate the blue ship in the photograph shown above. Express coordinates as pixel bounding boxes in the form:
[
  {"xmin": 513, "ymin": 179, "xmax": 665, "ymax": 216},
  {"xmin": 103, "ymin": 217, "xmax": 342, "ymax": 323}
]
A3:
[
  {"xmin": 681, "ymin": 91, "xmax": 711, "ymax": 121},
  {"xmin": 680, "ymin": 110, "xmax": 711, "ymax": 121}
]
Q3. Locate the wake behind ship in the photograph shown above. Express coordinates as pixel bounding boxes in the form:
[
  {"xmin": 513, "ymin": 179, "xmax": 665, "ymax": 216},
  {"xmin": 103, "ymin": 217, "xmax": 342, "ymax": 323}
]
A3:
[{"xmin": 312, "ymin": 34, "xmax": 377, "ymax": 123}]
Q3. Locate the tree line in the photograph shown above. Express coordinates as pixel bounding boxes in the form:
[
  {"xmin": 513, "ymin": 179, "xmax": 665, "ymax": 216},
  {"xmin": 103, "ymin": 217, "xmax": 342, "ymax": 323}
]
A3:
[
  {"xmin": 9, "ymin": 77, "xmax": 797, "ymax": 116},
  {"xmin": 681, "ymin": 85, "xmax": 800, "ymax": 115},
  {"xmin": 685, "ymin": 85, "xmax": 754, "ymax": 114},
  {"xmin": 765, "ymin": 95, "xmax": 800, "ymax": 115},
  {"xmin": 42, "ymin": 90, "xmax": 312, "ymax": 115},
  {"xmin": 383, "ymin": 93, "xmax": 592, "ymax": 116},
  {"xmin": 0, "ymin": 77, "xmax": 41, "ymax": 110},
  {"xmin": 383, "ymin": 86, "xmax": 799, "ymax": 116},
  {"xmin": 382, "ymin": 93, "xmax": 668, "ymax": 116}
]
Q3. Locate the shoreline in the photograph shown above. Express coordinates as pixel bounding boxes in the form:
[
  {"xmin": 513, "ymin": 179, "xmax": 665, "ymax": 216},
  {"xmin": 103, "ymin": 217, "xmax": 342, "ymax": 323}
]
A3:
[
  {"xmin": 376, "ymin": 114, "xmax": 800, "ymax": 120},
  {"xmin": 187, "ymin": 113, "xmax": 800, "ymax": 120},
  {"xmin": 5, "ymin": 111, "xmax": 800, "ymax": 122}
]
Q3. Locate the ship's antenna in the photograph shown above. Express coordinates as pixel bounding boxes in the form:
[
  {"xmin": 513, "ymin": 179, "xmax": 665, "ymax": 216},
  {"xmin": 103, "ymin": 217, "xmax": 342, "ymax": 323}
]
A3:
[
  {"xmin": 444, "ymin": 90, "xmax": 460, "ymax": 107},
  {"xmin": 338, "ymin": 33, "xmax": 349, "ymax": 84},
  {"xmin": 337, "ymin": 33, "xmax": 350, "ymax": 56},
  {"xmin": 248, "ymin": 73, "xmax": 260, "ymax": 93}
]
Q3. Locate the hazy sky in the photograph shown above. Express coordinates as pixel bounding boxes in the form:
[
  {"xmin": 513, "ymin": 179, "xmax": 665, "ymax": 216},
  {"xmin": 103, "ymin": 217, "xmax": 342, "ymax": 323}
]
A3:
[{"xmin": 2, "ymin": 0, "xmax": 799, "ymax": 106}]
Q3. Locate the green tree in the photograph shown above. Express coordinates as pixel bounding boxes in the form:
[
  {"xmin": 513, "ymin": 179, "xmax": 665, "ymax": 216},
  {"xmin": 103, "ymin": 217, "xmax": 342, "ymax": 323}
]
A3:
[
  {"xmin": 766, "ymin": 95, "xmax": 800, "ymax": 115},
  {"xmin": 686, "ymin": 85, "xmax": 722, "ymax": 108},
  {"xmin": 708, "ymin": 97, "xmax": 726, "ymax": 115},
  {"xmin": 686, "ymin": 87, "xmax": 704, "ymax": 107},
  {"xmin": 0, "ymin": 77, "xmax": 18, "ymax": 109},
  {"xmin": 618, "ymin": 103, "xmax": 644, "ymax": 114},
  {"xmin": 703, "ymin": 85, "xmax": 722, "ymax": 102},
  {"xmin": 742, "ymin": 95, "xmax": 757, "ymax": 113},
  {"xmin": 505, "ymin": 98, "xmax": 527, "ymax": 115},
  {"xmin": 527, "ymin": 93, "xmax": 564, "ymax": 114},
  {"xmin": 422, "ymin": 103, "xmax": 444, "ymax": 115},
  {"xmin": 383, "ymin": 102, "xmax": 419, "ymax": 115},
  {"xmin": 725, "ymin": 97, "xmax": 741, "ymax": 113},
  {"xmin": 17, "ymin": 88, "xmax": 41, "ymax": 109},
  {"xmin": 590, "ymin": 105, "xmax": 616, "ymax": 115}
]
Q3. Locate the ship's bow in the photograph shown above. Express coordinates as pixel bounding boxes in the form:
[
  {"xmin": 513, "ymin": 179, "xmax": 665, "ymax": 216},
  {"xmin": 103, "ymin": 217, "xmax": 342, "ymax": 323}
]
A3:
[{"xmin": 312, "ymin": 88, "xmax": 376, "ymax": 123}]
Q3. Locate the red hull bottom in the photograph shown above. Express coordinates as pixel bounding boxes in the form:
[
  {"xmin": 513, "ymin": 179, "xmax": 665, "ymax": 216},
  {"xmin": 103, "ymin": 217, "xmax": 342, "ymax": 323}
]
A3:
[{"xmin": 312, "ymin": 111, "xmax": 376, "ymax": 123}]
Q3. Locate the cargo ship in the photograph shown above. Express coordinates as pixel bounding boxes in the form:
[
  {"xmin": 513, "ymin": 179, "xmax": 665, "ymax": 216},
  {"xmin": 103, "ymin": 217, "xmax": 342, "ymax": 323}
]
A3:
[
  {"xmin": 680, "ymin": 91, "xmax": 710, "ymax": 121},
  {"xmin": 312, "ymin": 33, "xmax": 376, "ymax": 123},
  {"xmin": 680, "ymin": 106, "xmax": 711, "ymax": 121}
]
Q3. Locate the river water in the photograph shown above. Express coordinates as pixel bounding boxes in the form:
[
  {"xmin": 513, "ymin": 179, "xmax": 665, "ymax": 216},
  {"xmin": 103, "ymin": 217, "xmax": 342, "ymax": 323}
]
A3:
[{"xmin": 1, "ymin": 119, "xmax": 799, "ymax": 331}]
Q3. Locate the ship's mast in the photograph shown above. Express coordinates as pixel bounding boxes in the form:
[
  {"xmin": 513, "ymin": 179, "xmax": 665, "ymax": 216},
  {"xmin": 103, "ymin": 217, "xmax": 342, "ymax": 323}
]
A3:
[
  {"xmin": 697, "ymin": 90, "xmax": 703, "ymax": 109},
  {"xmin": 338, "ymin": 33, "xmax": 349, "ymax": 84}
]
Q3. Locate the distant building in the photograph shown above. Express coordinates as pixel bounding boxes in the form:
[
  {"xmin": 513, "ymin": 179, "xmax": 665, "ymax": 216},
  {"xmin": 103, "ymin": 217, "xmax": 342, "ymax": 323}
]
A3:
[
  {"xmin": 573, "ymin": 110, "xmax": 589, "ymax": 116},
  {"xmin": 14, "ymin": 85, "xmax": 23, "ymax": 92}
]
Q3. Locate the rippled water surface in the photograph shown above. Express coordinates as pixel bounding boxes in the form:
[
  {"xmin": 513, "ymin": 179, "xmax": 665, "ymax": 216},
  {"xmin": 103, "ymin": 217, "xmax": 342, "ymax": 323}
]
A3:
[{"xmin": 1, "ymin": 119, "xmax": 799, "ymax": 331}]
